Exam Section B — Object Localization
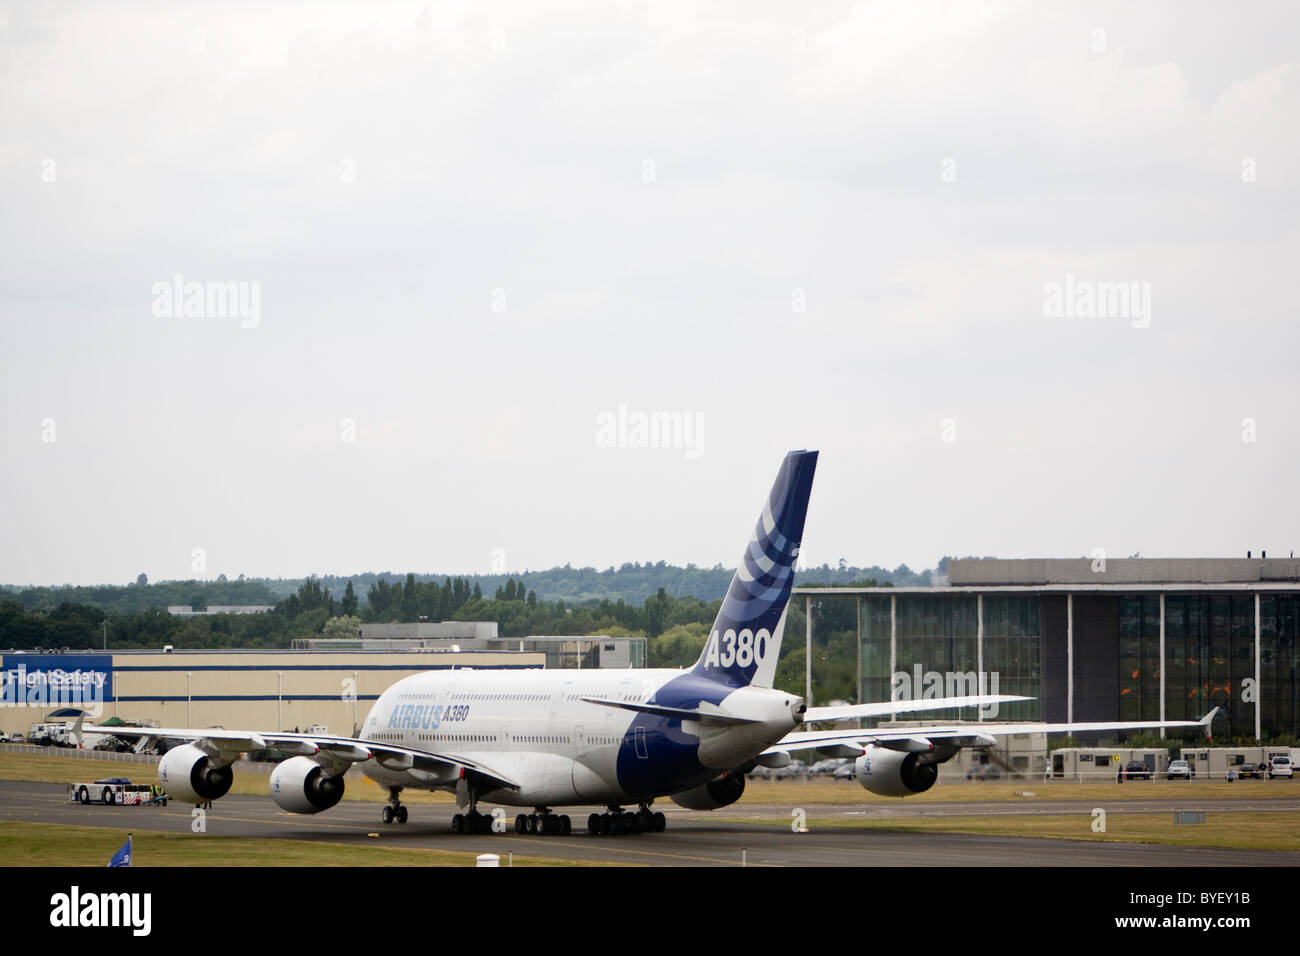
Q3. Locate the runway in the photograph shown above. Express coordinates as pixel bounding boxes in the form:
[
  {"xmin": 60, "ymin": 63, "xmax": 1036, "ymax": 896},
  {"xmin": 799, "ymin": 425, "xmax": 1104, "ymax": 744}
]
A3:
[{"xmin": 3, "ymin": 781, "xmax": 1296, "ymax": 866}]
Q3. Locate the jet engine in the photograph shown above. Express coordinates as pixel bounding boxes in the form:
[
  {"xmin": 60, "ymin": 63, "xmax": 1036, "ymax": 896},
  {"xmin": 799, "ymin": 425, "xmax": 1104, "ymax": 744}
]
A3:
[
  {"xmin": 670, "ymin": 771, "xmax": 745, "ymax": 810},
  {"xmin": 270, "ymin": 756, "xmax": 346, "ymax": 814},
  {"xmin": 158, "ymin": 743, "xmax": 235, "ymax": 804},
  {"xmin": 855, "ymin": 746, "xmax": 941, "ymax": 797}
]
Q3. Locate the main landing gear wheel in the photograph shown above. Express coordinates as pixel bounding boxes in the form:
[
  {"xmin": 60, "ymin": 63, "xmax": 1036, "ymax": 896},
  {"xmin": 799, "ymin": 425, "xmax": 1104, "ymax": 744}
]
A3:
[
  {"xmin": 589, "ymin": 805, "xmax": 661, "ymax": 836},
  {"xmin": 450, "ymin": 811, "xmax": 491, "ymax": 835},
  {"xmin": 515, "ymin": 809, "xmax": 570, "ymax": 836},
  {"xmin": 382, "ymin": 787, "xmax": 407, "ymax": 825}
]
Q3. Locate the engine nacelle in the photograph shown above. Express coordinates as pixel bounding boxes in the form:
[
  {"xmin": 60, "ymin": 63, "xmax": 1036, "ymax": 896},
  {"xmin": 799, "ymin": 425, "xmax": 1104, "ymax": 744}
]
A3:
[
  {"xmin": 856, "ymin": 746, "xmax": 940, "ymax": 797},
  {"xmin": 158, "ymin": 743, "xmax": 235, "ymax": 804},
  {"xmin": 670, "ymin": 772, "xmax": 745, "ymax": 811},
  {"xmin": 270, "ymin": 756, "xmax": 346, "ymax": 814}
]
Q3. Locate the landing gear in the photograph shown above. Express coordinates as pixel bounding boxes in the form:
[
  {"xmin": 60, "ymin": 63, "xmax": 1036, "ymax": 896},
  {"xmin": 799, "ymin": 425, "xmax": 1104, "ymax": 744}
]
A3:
[
  {"xmin": 446, "ymin": 780, "xmax": 507, "ymax": 835},
  {"xmin": 382, "ymin": 788, "xmax": 408, "ymax": 825},
  {"xmin": 636, "ymin": 806, "xmax": 666, "ymax": 833},
  {"xmin": 450, "ymin": 809, "xmax": 503, "ymax": 835},
  {"xmin": 513, "ymin": 808, "xmax": 571, "ymax": 836},
  {"xmin": 587, "ymin": 804, "xmax": 665, "ymax": 836}
]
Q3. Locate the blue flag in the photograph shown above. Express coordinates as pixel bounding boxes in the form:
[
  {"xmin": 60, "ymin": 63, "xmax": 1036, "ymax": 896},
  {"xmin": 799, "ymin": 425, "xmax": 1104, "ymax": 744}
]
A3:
[{"xmin": 107, "ymin": 834, "xmax": 132, "ymax": 868}]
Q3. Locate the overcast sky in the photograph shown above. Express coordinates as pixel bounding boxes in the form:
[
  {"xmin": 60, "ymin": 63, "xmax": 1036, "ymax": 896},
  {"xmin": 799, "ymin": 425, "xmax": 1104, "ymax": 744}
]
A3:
[{"xmin": 2, "ymin": 2, "xmax": 1297, "ymax": 586}]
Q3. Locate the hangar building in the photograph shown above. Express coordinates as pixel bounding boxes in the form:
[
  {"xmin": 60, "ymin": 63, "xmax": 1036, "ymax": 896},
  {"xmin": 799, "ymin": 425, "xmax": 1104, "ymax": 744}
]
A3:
[
  {"xmin": 797, "ymin": 556, "xmax": 1300, "ymax": 740},
  {"xmin": 0, "ymin": 647, "xmax": 544, "ymax": 738}
]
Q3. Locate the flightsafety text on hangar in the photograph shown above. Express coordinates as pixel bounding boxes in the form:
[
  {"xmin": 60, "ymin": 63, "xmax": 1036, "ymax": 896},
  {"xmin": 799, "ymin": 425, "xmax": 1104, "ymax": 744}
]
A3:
[{"xmin": 0, "ymin": 664, "xmax": 105, "ymax": 712}]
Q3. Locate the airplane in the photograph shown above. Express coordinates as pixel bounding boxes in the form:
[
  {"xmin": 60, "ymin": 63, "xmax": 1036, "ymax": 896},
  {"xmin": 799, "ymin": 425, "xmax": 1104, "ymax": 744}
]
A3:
[
  {"xmin": 76, "ymin": 448, "xmax": 851, "ymax": 836},
  {"xmin": 759, "ymin": 706, "xmax": 1222, "ymax": 796},
  {"xmin": 78, "ymin": 447, "xmax": 1204, "ymax": 835}
]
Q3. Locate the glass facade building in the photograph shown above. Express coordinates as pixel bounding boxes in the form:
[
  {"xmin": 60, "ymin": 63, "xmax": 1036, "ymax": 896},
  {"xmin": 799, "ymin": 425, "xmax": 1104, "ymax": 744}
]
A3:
[{"xmin": 804, "ymin": 583, "xmax": 1300, "ymax": 740}]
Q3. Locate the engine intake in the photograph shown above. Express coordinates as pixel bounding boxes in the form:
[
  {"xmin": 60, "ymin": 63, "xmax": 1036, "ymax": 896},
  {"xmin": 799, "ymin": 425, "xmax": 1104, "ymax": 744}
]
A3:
[
  {"xmin": 158, "ymin": 743, "xmax": 235, "ymax": 804},
  {"xmin": 856, "ymin": 746, "xmax": 941, "ymax": 797},
  {"xmin": 270, "ymin": 756, "xmax": 346, "ymax": 814},
  {"xmin": 670, "ymin": 772, "xmax": 745, "ymax": 811}
]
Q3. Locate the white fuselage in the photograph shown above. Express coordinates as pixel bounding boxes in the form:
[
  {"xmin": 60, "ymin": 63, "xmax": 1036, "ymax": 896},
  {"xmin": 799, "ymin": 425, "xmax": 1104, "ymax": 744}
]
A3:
[{"xmin": 359, "ymin": 667, "xmax": 802, "ymax": 808}]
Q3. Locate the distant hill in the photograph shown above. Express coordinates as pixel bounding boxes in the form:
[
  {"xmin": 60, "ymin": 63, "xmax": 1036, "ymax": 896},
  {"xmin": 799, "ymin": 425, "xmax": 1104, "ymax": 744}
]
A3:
[
  {"xmin": 247, "ymin": 562, "xmax": 931, "ymax": 605},
  {"xmin": 1, "ymin": 562, "xmax": 933, "ymax": 612}
]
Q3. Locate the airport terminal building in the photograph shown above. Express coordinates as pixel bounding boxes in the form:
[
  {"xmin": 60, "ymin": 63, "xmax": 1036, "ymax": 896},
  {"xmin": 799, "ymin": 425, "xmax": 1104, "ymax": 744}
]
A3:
[
  {"xmin": 797, "ymin": 557, "xmax": 1300, "ymax": 740},
  {"xmin": 0, "ymin": 647, "xmax": 545, "ymax": 738}
]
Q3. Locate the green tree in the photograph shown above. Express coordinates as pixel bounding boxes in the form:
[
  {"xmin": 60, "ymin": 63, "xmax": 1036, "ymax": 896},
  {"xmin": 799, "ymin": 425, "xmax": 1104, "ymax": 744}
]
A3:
[
  {"xmin": 322, "ymin": 615, "xmax": 362, "ymax": 640},
  {"xmin": 400, "ymin": 573, "xmax": 419, "ymax": 621},
  {"xmin": 649, "ymin": 623, "xmax": 707, "ymax": 667}
]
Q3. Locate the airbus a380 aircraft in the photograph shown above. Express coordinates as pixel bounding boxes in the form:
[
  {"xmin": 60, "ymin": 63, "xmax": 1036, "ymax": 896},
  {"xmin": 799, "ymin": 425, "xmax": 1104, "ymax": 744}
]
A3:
[
  {"xmin": 80, "ymin": 449, "xmax": 1211, "ymax": 835},
  {"xmin": 81, "ymin": 450, "xmax": 841, "ymax": 836}
]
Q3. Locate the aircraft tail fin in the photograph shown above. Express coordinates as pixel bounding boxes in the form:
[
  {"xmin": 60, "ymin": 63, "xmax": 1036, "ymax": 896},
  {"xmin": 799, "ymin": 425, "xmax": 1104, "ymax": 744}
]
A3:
[{"xmin": 692, "ymin": 450, "xmax": 818, "ymax": 689}]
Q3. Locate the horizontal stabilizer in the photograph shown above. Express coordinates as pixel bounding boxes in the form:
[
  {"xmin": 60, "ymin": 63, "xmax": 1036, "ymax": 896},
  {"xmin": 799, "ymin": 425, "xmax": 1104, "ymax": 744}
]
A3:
[{"xmin": 581, "ymin": 697, "xmax": 759, "ymax": 725}]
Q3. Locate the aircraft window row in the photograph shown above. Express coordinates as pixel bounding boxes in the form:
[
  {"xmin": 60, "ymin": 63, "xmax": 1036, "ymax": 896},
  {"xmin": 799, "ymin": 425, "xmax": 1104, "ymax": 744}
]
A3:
[{"xmin": 397, "ymin": 693, "xmax": 578, "ymax": 703}]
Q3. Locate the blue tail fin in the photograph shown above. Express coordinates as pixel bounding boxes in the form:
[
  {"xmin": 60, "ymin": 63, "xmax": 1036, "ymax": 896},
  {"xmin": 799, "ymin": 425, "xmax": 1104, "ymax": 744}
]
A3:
[{"xmin": 692, "ymin": 450, "xmax": 818, "ymax": 689}]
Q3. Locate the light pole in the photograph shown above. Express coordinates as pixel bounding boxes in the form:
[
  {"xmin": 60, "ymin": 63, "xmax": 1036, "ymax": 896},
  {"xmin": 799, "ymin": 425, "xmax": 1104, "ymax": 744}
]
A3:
[
  {"xmin": 186, "ymin": 671, "xmax": 192, "ymax": 725},
  {"xmin": 278, "ymin": 671, "xmax": 283, "ymax": 731}
]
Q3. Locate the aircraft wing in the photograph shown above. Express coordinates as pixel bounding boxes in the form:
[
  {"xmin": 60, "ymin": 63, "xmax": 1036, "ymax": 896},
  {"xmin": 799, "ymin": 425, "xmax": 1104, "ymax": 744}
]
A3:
[
  {"xmin": 79, "ymin": 722, "xmax": 520, "ymax": 791},
  {"xmin": 804, "ymin": 694, "xmax": 1032, "ymax": 723},
  {"xmin": 762, "ymin": 707, "xmax": 1221, "ymax": 757}
]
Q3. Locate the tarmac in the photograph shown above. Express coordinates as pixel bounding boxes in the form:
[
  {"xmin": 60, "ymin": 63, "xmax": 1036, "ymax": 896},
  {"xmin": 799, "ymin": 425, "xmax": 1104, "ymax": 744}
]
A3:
[{"xmin": 3, "ymin": 780, "xmax": 1297, "ymax": 866}]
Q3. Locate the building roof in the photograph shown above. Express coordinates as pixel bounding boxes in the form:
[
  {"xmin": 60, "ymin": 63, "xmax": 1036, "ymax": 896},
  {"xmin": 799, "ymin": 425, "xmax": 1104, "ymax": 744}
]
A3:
[{"xmin": 947, "ymin": 557, "xmax": 1300, "ymax": 586}]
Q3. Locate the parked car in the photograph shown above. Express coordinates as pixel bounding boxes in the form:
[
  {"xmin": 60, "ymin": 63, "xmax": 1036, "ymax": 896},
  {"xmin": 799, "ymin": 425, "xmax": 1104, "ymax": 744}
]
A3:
[
  {"xmin": 1166, "ymin": 759, "xmax": 1193, "ymax": 780},
  {"xmin": 966, "ymin": 764, "xmax": 1002, "ymax": 781},
  {"xmin": 1124, "ymin": 761, "xmax": 1153, "ymax": 781},
  {"xmin": 1238, "ymin": 762, "xmax": 1267, "ymax": 780},
  {"xmin": 1269, "ymin": 756, "xmax": 1293, "ymax": 779},
  {"xmin": 832, "ymin": 761, "xmax": 857, "ymax": 782}
]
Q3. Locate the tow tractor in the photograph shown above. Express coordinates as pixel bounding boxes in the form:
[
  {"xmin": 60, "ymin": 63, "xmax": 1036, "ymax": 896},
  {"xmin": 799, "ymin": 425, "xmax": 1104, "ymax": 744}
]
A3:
[{"xmin": 68, "ymin": 778, "xmax": 168, "ymax": 807}]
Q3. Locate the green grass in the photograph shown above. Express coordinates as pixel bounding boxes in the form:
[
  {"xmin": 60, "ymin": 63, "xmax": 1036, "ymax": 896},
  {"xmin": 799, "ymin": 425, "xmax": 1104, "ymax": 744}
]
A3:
[
  {"xmin": 0, "ymin": 820, "xmax": 604, "ymax": 866},
  {"xmin": 723, "ymin": 810, "xmax": 1300, "ymax": 851},
  {"xmin": 740, "ymin": 777, "xmax": 1300, "ymax": 805}
]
